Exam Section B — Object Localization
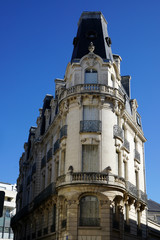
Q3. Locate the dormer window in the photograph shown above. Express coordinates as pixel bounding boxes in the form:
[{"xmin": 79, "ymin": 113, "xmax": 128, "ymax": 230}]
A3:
[{"xmin": 85, "ymin": 69, "xmax": 98, "ymax": 84}]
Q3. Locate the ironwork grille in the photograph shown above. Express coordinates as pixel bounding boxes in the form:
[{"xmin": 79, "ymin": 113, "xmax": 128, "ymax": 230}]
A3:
[
  {"xmin": 80, "ymin": 120, "xmax": 102, "ymax": 132},
  {"xmin": 60, "ymin": 125, "xmax": 67, "ymax": 139}
]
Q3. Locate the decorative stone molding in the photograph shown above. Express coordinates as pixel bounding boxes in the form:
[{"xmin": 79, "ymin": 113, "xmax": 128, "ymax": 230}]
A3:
[
  {"xmin": 67, "ymin": 200, "xmax": 77, "ymax": 206},
  {"xmin": 80, "ymin": 136, "xmax": 100, "ymax": 145},
  {"xmin": 63, "ymin": 100, "xmax": 69, "ymax": 113},
  {"xmin": 77, "ymin": 95, "xmax": 82, "ymax": 108},
  {"xmin": 100, "ymin": 200, "xmax": 108, "ymax": 206}
]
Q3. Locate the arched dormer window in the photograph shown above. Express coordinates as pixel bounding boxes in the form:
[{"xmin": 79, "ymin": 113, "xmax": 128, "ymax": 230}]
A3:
[
  {"xmin": 85, "ymin": 69, "xmax": 98, "ymax": 84},
  {"xmin": 80, "ymin": 196, "xmax": 100, "ymax": 226}
]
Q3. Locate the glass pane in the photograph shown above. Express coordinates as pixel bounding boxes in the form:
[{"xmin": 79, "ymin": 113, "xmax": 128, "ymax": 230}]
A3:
[
  {"xmin": 85, "ymin": 69, "xmax": 97, "ymax": 84},
  {"xmin": 83, "ymin": 106, "xmax": 98, "ymax": 120},
  {"xmin": 80, "ymin": 196, "xmax": 99, "ymax": 226},
  {"xmin": 82, "ymin": 145, "xmax": 98, "ymax": 172}
]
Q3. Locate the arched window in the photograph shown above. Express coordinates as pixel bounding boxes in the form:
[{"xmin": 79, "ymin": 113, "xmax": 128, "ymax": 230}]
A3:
[
  {"xmin": 85, "ymin": 69, "xmax": 98, "ymax": 84},
  {"xmin": 80, "ymin": 196, "xmax": 99, "ymax": 226}
]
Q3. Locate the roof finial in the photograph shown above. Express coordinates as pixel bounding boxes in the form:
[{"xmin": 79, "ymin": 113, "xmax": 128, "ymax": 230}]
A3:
[{"xmin": 88, "ymin": 42, "xmax": 95, "ymax": 53}]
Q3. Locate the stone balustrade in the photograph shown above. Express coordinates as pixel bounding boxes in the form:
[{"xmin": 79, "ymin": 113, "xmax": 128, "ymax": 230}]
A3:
[{"xmin": 58, "ymin": 84, "xmax": 124, "ymax": 103}]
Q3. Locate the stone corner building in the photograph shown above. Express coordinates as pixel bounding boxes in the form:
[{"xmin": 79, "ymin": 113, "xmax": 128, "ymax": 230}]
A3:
[{"xmin": 11, "ymin": 12, "xmax": 160, "ymax": 240}]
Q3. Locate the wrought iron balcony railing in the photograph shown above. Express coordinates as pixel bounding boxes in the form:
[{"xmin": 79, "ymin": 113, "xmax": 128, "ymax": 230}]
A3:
[
  {"xmin": 123, "ymin": 138, "xmax": 130, "ymax": 152},
  {"xmin": 34, "ymin": 182, "xmax": 56, "ymax": 209},
  {"xmin": 79, "ymin": 217, "xmax": 100, "ymax": 227},
  {"xmin": 11, "ymin": 205, "xmax": 29, "ymax": 225},
  {"xmin": 54, "ymin": 139, "xmax": 60, "ymax": 153},
  {"xmin": 47, "ymin": 148, "xmax": 52, "ymax": 162},
  {"xmin": 60, "ymin": 125, "xmax": 67, "ymax": 139},
  {"xmin": 125, "ymin": 181, "xmax": 138, "ymax": 198},
  {"xmin": 41, "ymin": 156, "xmax": 46, "ymax": 169},
  {"xmin": 80, "ymin": 120, "xmax": 102, "ymax": 133},
  {"xmin": 137, "ymin": 190, "xmax": 147, "ymax": 203},
  {"xmin": 134, "ymin": 149, "xmax": 140, "ymax": 162},
  {"xmin": 113, "ymin": 125, "xmax": 123, "ymax": 140}
]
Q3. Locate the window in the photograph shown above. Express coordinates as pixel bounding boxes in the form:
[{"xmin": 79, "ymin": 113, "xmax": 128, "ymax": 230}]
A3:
[
  {"xmin": 82, "ymin": 145, "xmax": 99, "ymax": 172},
  {"xmin": 60, "ymin": 150, "xmax": 66, "ymax": 175},
  {"xmin": 135, "ymin": 170, "xmax": 139, "ymax": 189},
  {"xmin": 80, "ymin": 196, "xmax": 99, "ymax": 226},
  {"xmin": 157, "ymin": 216, "xmax": 160, "ymax": 223},
  {"xmin": 80, "ymin": 106, "xmax": 101, "ymax": 132},
  {"xmin": 51, "ymin": 204, "xmax": 56, "ymax": 232},
  {"xmin": 42, "ymin": 174, "xmax": 45, "ymax": 190},
  {"xmin": 83, "ymin": 106, "xmax": 98, "ymax": 121},
  {"xmin": 85, "ymin": 69, "xmax": 98, "ymax": 84}
]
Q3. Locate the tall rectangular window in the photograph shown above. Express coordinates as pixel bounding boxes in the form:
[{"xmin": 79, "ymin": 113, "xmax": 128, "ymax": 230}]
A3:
[
  {"xmin": 60, "ymin": 150, "xmax": 66, "ymax": 175},
  {"xmin": 83, "ymin": 106, "xmax": 98, "ymax": 121},
  {"xmin": 85, "ymin": 69, "xmax": 98, "ymax": 84},
  {"xmin": 82, "ymin": 145, "xmax": 98, "ymax": 172}
]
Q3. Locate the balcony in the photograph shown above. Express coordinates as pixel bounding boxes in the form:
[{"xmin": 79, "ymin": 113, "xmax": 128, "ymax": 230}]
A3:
[
  {"xmin": 54, "ymin": 139, "xmax": 60, "ymax": 154},
  {"xmin": 47, "ymin": 148, "xmax": 52, "ymax": 162},
  {"xmin": 126, "ymin": 181, "xmax": 138, "ymax": 198},
  {"xmin": 57, "ymin": 172, "xmax": 125, "ymax": 189},
  {"xmin": 113, "ymin": 125, "xmax": 123, "ymax": 140},
  {"xmin": 58, "ymin": 84, "xmax": 124, "ymax": 104},
  {"xmin": 60, "ymin": 125, "xmax": 67, "ymax": 139},
  {"xmin": 123, "ymin": 139, "xmax": 130, "ymax": 152},
  {"xmin": 72, "ymin": 172, "xmax": 109, "ymax": 182},
  {"xmin": 11, "ymin": 205, "xmax": 29, "ymax": 225},
  {"xmin": 41, "ymin": 156, "xmax": 46, "ymax": 169},
  {"xmin": 137, "ymin": 190, "xmax": 147, "ymax": 203},
  {"xmin": 134, "ymin": 149, "xmax": 140, "ymax": 163},
  {"xmin": 79, "ymin": 217, "xmax": 100, "ymax": 227},
  {"xmin": 33, "ymin": 182, "xmax": 56, "ymax": 209},
  {"xmin": 80, "ymin": 120, "xmax": 102, "ymax": 133}
]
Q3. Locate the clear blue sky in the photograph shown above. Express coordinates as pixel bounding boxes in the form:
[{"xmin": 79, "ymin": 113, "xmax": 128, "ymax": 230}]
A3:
[{"xmin": 0, "ymin": 0, "xmax": 160, "ymax": 202}]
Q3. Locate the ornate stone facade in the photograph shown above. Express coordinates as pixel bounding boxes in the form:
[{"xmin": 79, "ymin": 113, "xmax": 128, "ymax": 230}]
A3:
[{"xmin": 11, "ymin": 12, "xmax": 160, "ymax": 240}]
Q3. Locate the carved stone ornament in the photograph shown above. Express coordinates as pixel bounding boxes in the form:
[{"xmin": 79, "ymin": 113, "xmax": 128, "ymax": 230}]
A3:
[
  {"xmin": 88, "ymin": 42, "xmax": 95, "ymax": 53},
  {"xmin": 77, "ymin": 96, "xmax": 82, "ymax": 107},
  {"xmin": 63, "ymin": 100, "xmax": 69, "ymax": 113},
  {"xmin": 100, "ymin": 200, "xmax": 108, "ymax": 206},
  {"xmin": 67, "ymin": 200, "xmax": 77, "ymax": 206}
]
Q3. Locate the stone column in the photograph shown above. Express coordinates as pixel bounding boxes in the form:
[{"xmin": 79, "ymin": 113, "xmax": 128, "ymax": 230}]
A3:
[{"xmin": 67, "ymin": 200, "xmax": 78, "ymax": 240}]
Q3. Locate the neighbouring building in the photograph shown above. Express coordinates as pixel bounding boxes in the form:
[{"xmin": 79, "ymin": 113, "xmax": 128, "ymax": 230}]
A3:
[
  {"xmin": 0, "ymin": 182, "xmax": 16, "ymax": 239},
  {"xmin": 11, "ymin": 12, "xmax": 160, "ymax": 240}
]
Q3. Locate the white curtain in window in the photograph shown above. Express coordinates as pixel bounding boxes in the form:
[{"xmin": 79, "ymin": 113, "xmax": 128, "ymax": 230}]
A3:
[
  {"xmin": 83, "ymin": 106, "xmax": 98, "ymax": 120},
  {"xmin": 85, "ymin": 70, "xmax": 98, "ymax": 84},
  {"xmin": 82, "ymin": 145, "xmax": 98, "ymax": 172}
]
